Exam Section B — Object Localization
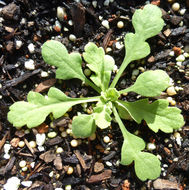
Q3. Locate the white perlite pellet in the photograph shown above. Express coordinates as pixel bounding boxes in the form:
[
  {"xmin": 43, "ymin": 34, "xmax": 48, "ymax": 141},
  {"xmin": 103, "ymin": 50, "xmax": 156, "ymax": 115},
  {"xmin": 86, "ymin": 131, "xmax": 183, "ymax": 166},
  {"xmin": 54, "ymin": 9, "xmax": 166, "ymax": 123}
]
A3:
[
  {"xmin": 15, "ymin": 40, "xmax": 23, "ymax": 49},
  {"xmin": 104, "ymin": 0, "xmax": 110, "ymax": 6},
  {"xmin": 25, "ymin": 59, "xmax": 35, "ymax": 70},
  {"xmin": 4, "ymin": 177, "xmax": 21, "ymax": 190},
  {"xmin": 101, "ymin": 20, "xmax": 110, "ymax": 29},
  {"xmin": 21, "ymin": 181, "xmax": 32, "ymax": 187},
  {"xmin": 0, "ymin": 83, "xmax": 2, "ymax": 88},
  {"xmin": 69, "ymin": 34, "xmax": 76, "ymax": 42},
  {"xmin": 147, "ymin": 143, "xmax": 156, "ymax": 150},
  {"xmin": 176, "ymin": 54, "xmax": 185, "ymax": 62},
  {"xmin": 41, "ymin": 71, "xmax": 49, "ymax": 78},
  {"xmin": 28, "ymin": 43, "xmax": 35, "ymax": 54},
  {"xmin": 36, "ymin": 133, "xmax": 46, "ymax": 146},
  {"xmin": 92, "ymin": 1, "xmax": 97, "ymax": 8}
]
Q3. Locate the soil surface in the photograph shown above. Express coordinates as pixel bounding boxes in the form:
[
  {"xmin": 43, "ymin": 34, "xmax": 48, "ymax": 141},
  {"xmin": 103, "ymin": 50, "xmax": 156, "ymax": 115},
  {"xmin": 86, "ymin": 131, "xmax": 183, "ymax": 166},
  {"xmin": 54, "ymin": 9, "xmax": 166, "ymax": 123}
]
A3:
[{"xmin": 0, "ymin": 0, "xmax": 189, "ymax": 190}]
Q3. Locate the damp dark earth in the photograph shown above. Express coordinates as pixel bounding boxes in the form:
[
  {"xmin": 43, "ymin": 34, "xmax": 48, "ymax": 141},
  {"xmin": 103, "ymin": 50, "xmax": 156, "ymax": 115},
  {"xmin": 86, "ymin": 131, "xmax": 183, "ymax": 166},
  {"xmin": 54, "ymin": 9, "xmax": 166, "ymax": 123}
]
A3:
[{"xmin": 0, "ymin": 0, "xmax": 189, "ymax": 190}]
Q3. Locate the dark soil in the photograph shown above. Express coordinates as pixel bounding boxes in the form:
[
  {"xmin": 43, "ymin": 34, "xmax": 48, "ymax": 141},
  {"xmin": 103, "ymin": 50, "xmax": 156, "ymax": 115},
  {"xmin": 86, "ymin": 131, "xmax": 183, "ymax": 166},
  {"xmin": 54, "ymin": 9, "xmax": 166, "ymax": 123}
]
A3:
[{"xmin": 0, "ymin": 0, "xmax": 189, "ymax": 190}]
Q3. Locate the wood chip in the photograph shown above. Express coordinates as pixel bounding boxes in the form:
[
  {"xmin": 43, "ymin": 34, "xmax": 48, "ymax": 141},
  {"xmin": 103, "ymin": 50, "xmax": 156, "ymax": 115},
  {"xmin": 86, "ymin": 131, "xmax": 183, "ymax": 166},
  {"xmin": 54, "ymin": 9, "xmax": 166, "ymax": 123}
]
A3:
[
  {"xmin": 0, "ymin": 131, "xmax": 9, "ymax": 151},
  {"xmin": 24, "ymin": 138, "xmax": 35, "ymax": 155},
  {"xmin": 163, "ymin": 28, "xmax": 171, "ymax": 37},
  {"xmin": 10, "ymin": 138, "xmax": 20, "ymax": 147},
  {"xmin": 39, "ymin": 150, "xmax": 56, "ymax": 163},
  {"xmin": 153, "ymin": 179, "xmax": 180, "ymax": 190},
  {"xmin": 74, "ymin": 150, "xmax": 87, "ymax": 171},
  {"xmin": 87, "ymin": 169, "xmax": 112, "ymax": 183},
  {"xmin": 34, "ymin": 78, "xmax": 56, "ymax": 93},
  {"xmin": 94, "ymin": 162, "xmax": 104, "ymax": 173},
  {"xmin": 45, "ymin": 136, "xmax": 63, "ymax": 146},
  {"xmin": 36, "ymin": 123, "xmax": 49, "ymax": 134},
  {"xmin": 54, "ymin": 156, "xmax": 63, "ymax": 170},
  {"xmin": 15, "ymin": 130, "xmax": 25, "ymax": 138}
]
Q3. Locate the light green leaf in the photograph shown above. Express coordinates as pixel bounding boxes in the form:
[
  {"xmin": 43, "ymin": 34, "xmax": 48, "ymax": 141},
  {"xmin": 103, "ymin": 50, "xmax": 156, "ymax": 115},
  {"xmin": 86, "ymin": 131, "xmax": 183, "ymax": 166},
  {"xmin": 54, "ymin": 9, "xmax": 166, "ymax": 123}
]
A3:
[
  {"xmin": 112, "ymin": 106, "xmax": 161, "ymax": 181},
  {"xmin": 8, "ymin": 87, "xmax": 99, "ymax": 128},
  {"xmin": 120, "ymin": 70, "xmax": 170, "ymax": 97},
  {"xmin": 42, "ymin": 40, "xmax": 85, "ymax": 81},
  {"xmin": 115, "ymin": 102, "xmax": 133, "ymax": 120},
  {"xmin": 134, "ymin": 152, "xmax": 161, "ymax": 181},
  {"xmin": 93, "ymin": 101, "xmax": 112, "ymax": 129},
  {"xmin": 83, "ymin": 42, "xmax": 114, "ymax": 91},
  {"xmin": 124, "ymin": 33, "xmax": 150, "ymax": 62},
  {"xmin": 118, "ymin": 99, "xmax": 184, "ymax": 133},
  {"xmin": 132, "ymin": 4, "xmax": 164, "ymax": 40},
  {"xmin": 72, "ymin": 114, "xmax": 96, "ymax": 138}
]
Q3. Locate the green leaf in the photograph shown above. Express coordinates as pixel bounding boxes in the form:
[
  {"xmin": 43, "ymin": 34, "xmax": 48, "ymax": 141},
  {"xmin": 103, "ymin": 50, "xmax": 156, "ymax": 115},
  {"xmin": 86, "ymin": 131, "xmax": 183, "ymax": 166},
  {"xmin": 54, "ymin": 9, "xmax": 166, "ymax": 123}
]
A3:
[
  {"xmin": 134, "ymin": 152, "xmax": 161, "ymax": 181},
  {"xmin": 132, "ymin": 4, "xmax": 164, "ymax": 40},
  {"xmin": 8, "ymin": 87, "xmax": 100, "ymax": 128},
  {"xmin": 72, "ymin": 114, "xmax": 96, "ymax": 138},
  {"xmin": 124, "ymin": 33, "xmax": 150, "ymax": 62},
  {"xmin": 42, "ymin": 40, "xmax": 85, "ymax": 81},
  {"xmin": 83, "ymin": 42, "xmax": 114, "ymax": 91},
  {"xmin": 112, "ymin": 106, "xmax": 161, "ymax": 181},
  {"xmin": 93, "ymin": 101, "xmax": 112, "ymax": 129},
  {"xmin": 120, "ymin": 70, "xmax": 170, "ymax": 97},
  {"xmin": 118, "ymin": 99, "xmax": 184, "ymax": 133}
]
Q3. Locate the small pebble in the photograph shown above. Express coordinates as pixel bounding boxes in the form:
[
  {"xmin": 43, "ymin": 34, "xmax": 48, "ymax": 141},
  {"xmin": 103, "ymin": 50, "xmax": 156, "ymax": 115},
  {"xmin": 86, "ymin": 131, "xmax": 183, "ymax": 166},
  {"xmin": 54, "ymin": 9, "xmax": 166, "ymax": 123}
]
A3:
[
  {"xmin": 18, "ymin": 141, "xmax": 25, "ymax": 148},
  {"xmin": 183, "ymin": 52, "xmax": 189, "ymax": 58},
  {"xmin": 4, "ymin": 144, "xmax": 11, "ymax": 154},
  {"xmin": 0, "ymin": 83, "xmax": 2, "ymax": 88},
  {"xmin": 173, "ymin": 157, "xmax": 178, "ymax": 162},
  {"xmin": 41, "ymin": 71, "xmax": 49, "ymax": 78},
  {"xmin": 15, "ymin": 40, "xmax": 23, "ymax": 49},
  {"xmin": 101, "ymin": 20, "xmax": 110, "ymax": 29},
  {"xmin": 179, "ymin": 8, "xmax": 186, "ymax": 15},
  {"xmin": 28, "ymin": 43, "xmax": 35, "ymax": 54},
  {"xmin": 92, "ymin": 1, "xmax": 97, "ymax": 8},
  {"xmin": 106, "ymin": 47, "xmax": 112, "ymax": 53},
  {"xmin": 22, "ymin": 166, "xmax": 28, "ymax": 172},
  {"xmin": 169, "ymin": 51, "xmax": 175, "ymax": 57},
  {"xmin": 70, "ymin": 139, "xmax": 78, "ymax": 147},
  {"xmin": 30, "ymin": 162, "xmax": 35, "ymax": 168},
  {"xmin": 29, "ymin": 141, "xmax": 36, "ymax": 148},
  {"xmin": 55, "ymin": 188, "xmax": 63, "ymax": 190},
  {"xmin": 115, "ymin": 41, "xmax": 124, "ymax": 49},
  {"xmin": 21, "ymin": 181, "xmax": 32, "ymax": 187},
  {"xmin": 57, "ymin": 7, "xmax": 66, "ymax": 21},
  {"xmin": 19, "ymin": 160, "xmax": 27, "ymax": 168},
  {"xmin": 170, "ymin": 99, "xmax": 176, "ymax": 106},
  {"xmin": 147, "ymin": 143, "xmax": 156, "ymax": 150},
  {"xmin": 69, "ymin": 34, "xmax": 76, "ymax": 42},
  {"xmin": 47, "ymin": 131, "xmax": 57, "ymax": 138},
  {"xmin": 67, "ymin": 166, "xmax": 74, "ymax": 175},
  {"xmin": 36, "ymin": 133, "xmax": 46, "ymax": 146},
  {"xmin": 117, "ymin": 21, "xmax": 124, "ymax": 29},
  {"xmin": 166, "ymin": 86, "xmax": 177, "ymax": 96},
  {"xmin": 172, "ymin": 2, "xmax": 180, "ymax": 12},
  {"xmin": 56, "ymin": 147, "xmax": 63, "ymax": 154},
  {"xmin": 68, "ymin": 20, "xmax": 73, "ymax": 26},
  {"xmin": 89, "ymin": 133, "xmax": 96, "ymax": 141},
  {"xmin": 66, "ymin": 128, "xmax": 72, "ymax": 135},
  {"xmin": 176, "ymin": 54, "xmax": 185, "ymax": 62},
  {"xmin": 25, "ymin": 59, "xmax": 35, "ymax": 70},
  {"xmin": 176, "ymin": 61, "xmax": 182, "ymax": 67},
  {"xmin": 65, "ymin": 185, "xmax": 72, "ymax": 190},
  {"xmin": 106, "ymin": 161, "xmax": 113, "ymax": 167},
  {"xmin": 64, "ymin": 27, "xmax": 69, "ymax": 32},
  {"xmin": 38, "ymin": 146, "xmax": 45, "ymax": 152},
  {"xmin": 132, "ymin": 69, "xmax": 139, "ymax": 76},
  {"xmin": 84, "ymin": 68, "xmax": 91, "ymax": 76},
  {"xmin": 104, "ymin": 0, "xmax": 110, "ymax": 6},
  {"xmin": 49, "ymin": 171, "xmax": 54, "ymax": 177},
  {"xmin": 61, "ymin": 131, "xmax": 67, "ymax": 137},
  {"xmin": 103, "ymin": 136, "xmax": 110, "ymax": 143}
]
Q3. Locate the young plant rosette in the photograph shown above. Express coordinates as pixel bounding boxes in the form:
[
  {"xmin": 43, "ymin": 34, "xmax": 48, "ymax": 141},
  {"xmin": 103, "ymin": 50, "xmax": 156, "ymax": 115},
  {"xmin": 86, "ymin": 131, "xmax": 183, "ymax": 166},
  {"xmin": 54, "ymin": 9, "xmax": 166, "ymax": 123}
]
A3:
[{"xmin": 8, "ymin": 4, "xmax": 184, "ymax": 181}]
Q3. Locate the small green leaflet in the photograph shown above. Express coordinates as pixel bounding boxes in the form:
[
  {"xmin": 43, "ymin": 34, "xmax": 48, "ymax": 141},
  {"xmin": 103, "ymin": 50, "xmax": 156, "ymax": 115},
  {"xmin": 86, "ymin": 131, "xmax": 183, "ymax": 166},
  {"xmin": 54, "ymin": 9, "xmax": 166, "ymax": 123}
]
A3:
[
  {"xmin": 83, "ymin": 42, "xmax": 114, "ymax": 91},
  {"xmin": 132, "ymin": 4, "xmax": 164, "ymax": 40},
  {"xmin": 72, "ymin": 114, "xmax": 96, "ymax": 138},
  {"xmin": 113, "ymin": 106, "xmax": 161, "ymax": 181},
  {"xmin": 8, "ymin": 87, "xmax": 100, "ymax": 128},
  {"xmin": 117, "ymin": 99, "xmax": 184, "ymax": 133},
  {"xmin": 120, "ymin": 70, "xmax": 170, "ymax": 97},
  {"xmin": 42, "ymin": 40, "xmax": 85, "ymax": 81},
  {"xmin": 93, "ymin": 101, "xmax": 112, "ymax": 129}
]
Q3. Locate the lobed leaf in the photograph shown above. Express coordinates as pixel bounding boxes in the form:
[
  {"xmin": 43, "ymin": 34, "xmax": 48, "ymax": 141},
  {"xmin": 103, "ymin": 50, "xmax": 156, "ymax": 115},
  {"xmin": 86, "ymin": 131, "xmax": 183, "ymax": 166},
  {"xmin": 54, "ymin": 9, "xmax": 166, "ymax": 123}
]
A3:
[
  {"xmin": 113, "ymin": 106, "xmax": 161, "ymax": 181},
  {"xmin": 8, "ymin": 87, "xmax": 99, "ymax": 128},
  {"xmin": 132, "ymin": 4, "xmax": 164, "ymax": 40},
  {"xmin": 118, "ymin": 99, "xmax": 184, "ymax": 133},
  {"xmin": 42, "ymin": 40, "xmax": 85, "ymax": 81},
  {"xmin": 120, "ymin": 70, "xmax": 170, "ymax": 97},
  {"xmin": 83, "ymin": 42, "xmax": 114, "ymax": 91},
  {"xmin": 72, "ymin": 114, "xmax": 96, "ymax": 138}
]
